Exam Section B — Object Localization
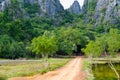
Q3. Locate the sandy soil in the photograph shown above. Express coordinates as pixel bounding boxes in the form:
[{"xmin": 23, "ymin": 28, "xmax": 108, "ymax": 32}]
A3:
[{"xmin": 9, "ymin": 57, "xmax": 86, "ymax": 80}]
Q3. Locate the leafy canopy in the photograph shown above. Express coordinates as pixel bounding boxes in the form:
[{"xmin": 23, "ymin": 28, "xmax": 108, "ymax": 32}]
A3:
[{"xmin": 31, "ymin": 31, "xmax": 58, "ymax": 56}]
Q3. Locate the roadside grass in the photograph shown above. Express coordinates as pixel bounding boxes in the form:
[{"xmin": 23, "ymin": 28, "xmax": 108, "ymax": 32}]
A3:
[
  {"xmin": 0, "ymin": 58, "xmax": 70, "ymax": 80},
  {"xmin": 92, "ymin": 58, "xmax": 120, "ymax": 64},
  {"xmin": 82, "ymin": 59, "xmax": 94, "ymax": 80}
]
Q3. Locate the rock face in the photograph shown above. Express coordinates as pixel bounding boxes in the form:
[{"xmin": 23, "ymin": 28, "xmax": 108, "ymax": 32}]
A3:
[
  {"xmin": 0, "ymin": 0, "xmax": 10, "ymax": 11},
  {"xmin": 82, "ymin": 0, "xmax": 97, "ymax": 23},
  {"xmin": 95, "ymin": 0, "xmax": 120, "ymax": 23},
  {"xmin": 0, "ymin": 0, "xmax": 64, "ymax": 18},
  {"xmin": 38, "ymin": 0, "xmax": 64, "ymax": 18},
  {"xmin": 94, "ymin": 0, "xmax": 109, "ymax": 23},
  {"xmin": 1, "ymin": 0, "xmax": 120, "ymax": 24},
  {"xmin": 83, "ymin": 0, "xmax": 120, "ymax": 25},
  {"xmin": 22, "ymin": 0, "xmax": 64, "ymax": 18},
  {"xmin": 68, "ymin": 0, "xmax": 81, "ymax": 14},
  {"xmin": 82, "ymin": 0, "xmax": 88, "ymax": 13},
  {"xmin": 0, "ymin": 1, "xmax": 5, "ymax": 11}
]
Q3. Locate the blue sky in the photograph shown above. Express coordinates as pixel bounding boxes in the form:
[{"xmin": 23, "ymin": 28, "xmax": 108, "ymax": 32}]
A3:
[{"xmin": 60, "ymin": 0, "xmax": 84, "ymax": 9}]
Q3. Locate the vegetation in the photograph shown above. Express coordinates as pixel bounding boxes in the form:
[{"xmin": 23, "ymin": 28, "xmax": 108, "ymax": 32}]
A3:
[
  {"xmin": 0, "ymin": 58, "xmax": 70, "ymax": 80},
  {"xmin": 92, "ymin": 63, "xmax": 120, "ymax": 80},
  {"xmin": 83, "ymin": 28, "xmax": 120, "ymax": 58},
  {"xmin": 82, "ymin": 28, "xmax": 120, "ymax": 79},
  {"xmin": 23, "ymin": 3, "xmax": 40, "ymax": 14},
  {"xmin": 82, "ymin": 59, "xmax": 94, "ymax": 80},
  {"xmin": 0, "ymin": 0, "xmax": 120, "ymax": 79},
  {"xmin": 0, "ymin": 0, "xmax": 119, "ymax": 59},
  {"xmin": 31, "ymin": 31, "xmax": 58, "ymax": 67}
]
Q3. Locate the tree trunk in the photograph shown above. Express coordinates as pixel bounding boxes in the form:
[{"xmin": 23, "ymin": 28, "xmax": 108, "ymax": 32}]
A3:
[
  {"xmin": 105, "ymin": 52, "xmax": 120, "ymax": 80},
  {"xmin": 43, "ymin": 54, "xmax": 49, "ymax": 68},
  {"xmin": 89, "ymin": 54, "xmax": 93, "ymax": 72},
  {"xmin": 108, "ymin": 60, "xmax": 120, "ymax": 80}
]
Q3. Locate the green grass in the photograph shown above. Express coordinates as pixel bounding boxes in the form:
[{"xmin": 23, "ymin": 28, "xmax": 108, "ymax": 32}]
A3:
[
  {"xmin": 82, "ymin": 59, "xmax": 94, "ymax": 80},
  {"xmin": 92, "ymin": 58, "xmax": 120, "ymax": 64},
  {"xmin": 0, "ymin": 58, "xmax": 70, "ymax": 80}
]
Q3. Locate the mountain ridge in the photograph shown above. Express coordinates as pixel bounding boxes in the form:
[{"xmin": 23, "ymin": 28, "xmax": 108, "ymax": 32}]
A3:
[
  {"xmin": 0, "ymin": 0, "xmax": 120, "ymax": 25},
  {"xmin": 68, "ymin": 0, "xmax": 82, "ymax": 14}
]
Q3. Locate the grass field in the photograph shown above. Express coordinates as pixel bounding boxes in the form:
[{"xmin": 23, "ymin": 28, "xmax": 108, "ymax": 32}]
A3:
[
  {"xmin": 92, "ymin": 58, "xmax": 120, "ymax": 64},
  {"xmin": 0, "ymin": 58, "xmax": 70, "ymax": 80}
]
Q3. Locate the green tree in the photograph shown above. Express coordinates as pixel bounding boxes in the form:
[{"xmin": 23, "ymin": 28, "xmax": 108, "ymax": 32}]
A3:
[
  {"xmin": 0, "ymin": 35, "xmax": 24, "ymax": 59},
  {"xmin": 31, "ymin": 31, "xmax": 58, "ymax": 67},
  {"xmin": 82, "ymin": 41, "xmax": 95, "ymax": 57},
  {"xmin": 8, "ymin": 19, "xmax": 23, "ymax": 40},
  {"xmin": 106, "ymin": 29, "xmax": 120, "ymax": 79},
  {"xmin": 83, "ymin": 29, "xmax": 120, "ymax": 79},
  {"xmin": 56, "ymin": 27, "xmax": 82, "ymax": 55},
  {"xmin": 82, "ymin": 38, "xmax": 105, "ymax": 58},
  {"xmin": 107, "ymin": 29, "xmax": 120, "ymax": 56}
]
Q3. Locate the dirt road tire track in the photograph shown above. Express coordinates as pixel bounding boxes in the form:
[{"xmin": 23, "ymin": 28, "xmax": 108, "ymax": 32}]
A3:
[{"xmin": 9, "ymin": 57, "xmax": 86, "ymax": 80}]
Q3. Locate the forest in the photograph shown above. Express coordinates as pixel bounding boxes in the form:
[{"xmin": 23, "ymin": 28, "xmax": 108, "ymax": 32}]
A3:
[
  {"xmin": 0, "ymin": 0, "xmax": 120, "ymax": 80},
  {"xmin": 0, "ymin": 0, "xmax": 120, "ymax": 59}
]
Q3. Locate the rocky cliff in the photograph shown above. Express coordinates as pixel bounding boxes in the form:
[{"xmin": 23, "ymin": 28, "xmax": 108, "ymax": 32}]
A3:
[
  {"xmin": 38, "ymin": 0, "xmax": 64, "ymax": 18},
  {"xmin": 1, "ymin": 0, "xmax": 120, "ymax": 25},
  {"xmin": 68, "ymin": 0, "xmax": 81, "ymax": 14},
  {"xmin": 0, "ymin": 0, "xmax": 10, "ymax": 11},
  {"xmin": 0, "ymin": 0, "xmax": 64, "ymax": 18},
  {"xmin": 95, "ymin": 0, "xmax": 120, "ymax": 24},
  {"xmin": 82, "ymin": 0, "xmax": 120, "ymax": 25}
]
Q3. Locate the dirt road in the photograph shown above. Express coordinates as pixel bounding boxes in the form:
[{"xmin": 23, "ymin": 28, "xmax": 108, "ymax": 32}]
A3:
[{"xmin": 9, "ymin": 58, "xmax": 86, "ymax": 80}]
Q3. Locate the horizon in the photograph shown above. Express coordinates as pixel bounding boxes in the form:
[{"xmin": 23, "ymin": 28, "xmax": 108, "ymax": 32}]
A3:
[{"xmin": 60, "ymin": 0, "xmax": 84, "ymax": 9}]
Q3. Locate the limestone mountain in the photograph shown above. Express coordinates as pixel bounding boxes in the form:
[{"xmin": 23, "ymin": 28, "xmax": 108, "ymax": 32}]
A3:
[
  {"xmin": 95, "ymin": 0, "xmax": 120, "ymax": 24},
  {"xmin": 82, "ymin": 0, "xmax": 120, "ymax": 26},
  {"xmin": 0, "ymin": 0, "xmax": 120, "ymax": 26},
  {"xmin": 0, "ymin": 0, "xmax": 64, "ymax": 18},
  {"xmin": 0, "ymin": 0, "xmax": 10, "ymax": 11},
  {"xmin": 68, "ymin": 0, "xmax": 81, "ymax": 14}
]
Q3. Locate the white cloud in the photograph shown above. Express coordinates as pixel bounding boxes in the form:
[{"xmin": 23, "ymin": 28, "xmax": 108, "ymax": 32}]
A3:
[{"xmin": 60, "ymin": 0, "xmax": 84, "ymax": 9}]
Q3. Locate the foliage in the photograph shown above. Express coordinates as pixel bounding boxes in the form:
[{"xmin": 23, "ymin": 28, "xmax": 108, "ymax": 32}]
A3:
[
  {"xmin": 0, "ymin": 35, "xmax": 24, "ymax": 59},
  {"xmin": 107, "ymin": 29, "xmax": 120, "ymax": 56},
  {"xmin": 56, "ymin": 27, "xmax": 82, "ymax": 55},
  {"xmin": 0, "ymin": 0, "xmax": 120, "ymax": 59},
  {"xmin": 23, "ymin": 3, "xmax": 40, "ymax": 16},
  {"xmin": 31, "ymin": 31, "xmax": 58, "ymax": 68},
  {"xmin": 0, "ymin": 58, "xmax": 70, "ymax": 79},
  {"xmin": 82, "ymin": 36, "xmax": 106, "ymax": 57},
  {"xmin": 88, "ymin": 0, "xmax": 97, "ymax": 11},
  {"xmin": 83, "ymin": 28, "xmax": 120, "ymax": 57},
  {"xmin": 31, "ymin": 31, "xmax": 58, "ymax": 56}
]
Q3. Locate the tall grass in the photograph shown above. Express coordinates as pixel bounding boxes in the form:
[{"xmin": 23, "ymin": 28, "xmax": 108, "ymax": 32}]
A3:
[
  {"xmin": 82, "ymin": 59, "xmax": 94, "ymax": 80},
  {"xmin": 0, "ymin": 58, "xmax": 70, "ymax": 80}
]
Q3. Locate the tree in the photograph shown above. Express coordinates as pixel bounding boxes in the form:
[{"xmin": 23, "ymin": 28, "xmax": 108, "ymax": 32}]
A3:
[
  {"xmin": 56, "ymin": 27, "xmax": 82, "ymax": 55},
  {"xmin": 0, "ymin": 35, "xmax": 24, "ymax": 59},
  {"xmin": 82, "ymin": 36, "xmax": 106, "ymax": 58},
  {"xmin": 106, "ymin": 29, "xmax": 120, "ymax": 79},
  {"xmin": 82, "ymin": 41, "xmax": 95, "ymax": 57},
  {"xmin": 8, "ymin": 19, "xmax": 23, "ymax": 40},
  {"xmin": 83, "ymin": 28, "xmax": 120, "ymax": 79},
  {"xmin": 31, "ymin": 31, "xmax": 58, "ymax": 67},
  {"xmin": 0, "ymin": 35, "xmax": 12, "ymax": 58},
  {"xmin": 107, "ymin": 29, "xmax": 120, "ymax": 56}
]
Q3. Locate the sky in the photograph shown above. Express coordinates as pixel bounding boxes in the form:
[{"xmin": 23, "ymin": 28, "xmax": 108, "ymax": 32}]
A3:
[{"xmin": 60, "ymin": 0, "xmax": 84, "ymax": 9}]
